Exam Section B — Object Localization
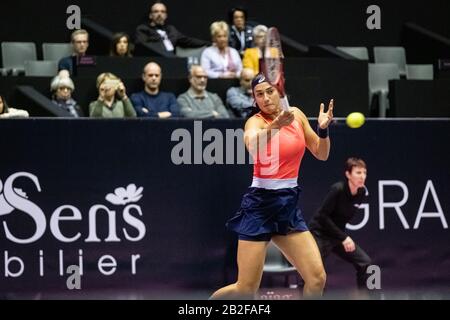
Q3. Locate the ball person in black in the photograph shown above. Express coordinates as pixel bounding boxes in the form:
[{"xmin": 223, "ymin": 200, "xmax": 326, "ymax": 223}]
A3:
[{"xmin": 309, "ymin": 157, "xmax": 372, "ymax": 291}]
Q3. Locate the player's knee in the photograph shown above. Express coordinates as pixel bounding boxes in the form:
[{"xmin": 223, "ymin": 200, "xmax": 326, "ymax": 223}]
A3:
[
  {"xmin": 305, "ymin": 268, "xmax": 326, "ymax": 289},
  {"xmin": 315, "ymin": 269, "xmax": 327, "ymax": 288}
]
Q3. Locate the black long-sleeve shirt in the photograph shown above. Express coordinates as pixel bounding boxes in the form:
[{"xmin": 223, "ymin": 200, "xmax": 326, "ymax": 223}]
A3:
[
  {"xmin": 309, "ymin": 181, "xmax": 367, "ymax": 241},
  {"xmin": 135, "ymin": 23, "xmax": 209, "ymax": 56}
]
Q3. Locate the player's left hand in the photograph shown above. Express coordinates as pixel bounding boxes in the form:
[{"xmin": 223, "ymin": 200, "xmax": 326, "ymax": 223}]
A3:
[{"xmin": 318, "ymin": 99, "xmax": 334, "ymax": 129}]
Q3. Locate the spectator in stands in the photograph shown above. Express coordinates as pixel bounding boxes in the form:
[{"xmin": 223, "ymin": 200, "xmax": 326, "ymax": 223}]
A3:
[
  {"xmin": 130, "ymin": 62, "xmax": 180, "ymax": 118},
  {"xmin": 242, "ymin": 25, "xmax": 268, "ymax": 75},
  {"xmin": 89, "ymin": 73, "xmax": 136, "ymax": 118},
  {"xmin": 58, "ymin": 29, "xmax": 90, "ymax": 76},
  {"xmin": 135, "ymin": 1, "xmax": 209, "ymax": 56},
  {"xmin": 50, "ymin": 74, "xmax": 84, "ymax": 117},
  {"xmin": 201, "ymin": 21, "xmax": 242, "ymax": 79},
  {"xmin": 226, "ymin": 68, "xmax": 255, "ymax": 118},
  {"xmin": 0, "ymin": 94, "xmax": 29, "ymax": 118},
  {"xmin": 110, "ymin": 32, "xmax": 134, "ymax": 57},
  {"xmin": 58, "ymin": 70, "xmax": 70, "ymax": 78},
  {"xmin": 228, "ymin": 7, "xmax": 254, "ymax": 56},
  {"xmin": 178, "ymin": 65, "xmax": 230, "ymax": 119}
]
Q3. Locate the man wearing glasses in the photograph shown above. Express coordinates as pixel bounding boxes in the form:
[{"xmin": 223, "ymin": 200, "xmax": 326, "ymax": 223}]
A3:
[{"xmin": 177, "ymin": 65, "xmax": 230, "ymax": 119}]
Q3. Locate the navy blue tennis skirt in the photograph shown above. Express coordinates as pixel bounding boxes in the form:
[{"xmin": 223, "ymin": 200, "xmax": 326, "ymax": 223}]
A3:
[{"xmin": 226, "ymin": 186, "xmax": 309, "ymax": 241}]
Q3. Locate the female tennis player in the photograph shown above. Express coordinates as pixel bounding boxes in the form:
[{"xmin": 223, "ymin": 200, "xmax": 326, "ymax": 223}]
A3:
[{"xmin": 210, "ymin": 73, "xmax": 334, "ymax": 299}]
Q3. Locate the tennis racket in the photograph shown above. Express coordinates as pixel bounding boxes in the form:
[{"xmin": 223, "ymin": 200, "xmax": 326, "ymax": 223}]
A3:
[{"xmin": 261, "ymin": 27, "xmax": 289, "ymax": 111}]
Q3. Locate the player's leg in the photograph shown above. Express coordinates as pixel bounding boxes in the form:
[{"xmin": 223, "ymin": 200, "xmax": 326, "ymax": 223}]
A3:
[
  {"xmin": 272, "ymin": 232, "xmax": 326, "ymax": 297},
  {"xmin": 210, "ymin": 239, "xmax": 269, "ymax": 299}
]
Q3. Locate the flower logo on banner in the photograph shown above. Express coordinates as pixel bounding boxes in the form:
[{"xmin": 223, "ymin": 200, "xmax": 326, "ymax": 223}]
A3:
[
  {"xmin": 105, "ymin": 184, "xmax": 144, "ymax": 206},
  {"xmin": 0, "ymin": 179, "xmax": 29, "ymax": 216}
]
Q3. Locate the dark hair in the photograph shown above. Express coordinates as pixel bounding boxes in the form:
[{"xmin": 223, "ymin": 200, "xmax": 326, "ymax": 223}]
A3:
[
  {"xmin": 248, "ymin": 73, "xmax": 265, "ymax": 115},
  {"xmin": 249, "ymin": 72, "xmax": 281, "ymax": 118},
  {"xmin": 345, "ymin": 157, "xmax": 367, "ymax": 173},
  {"xmin": 251, "ymin": 73, "xmax": 268, "ymax": 92},
  {"xmin": 0, "ymin": 94, "xmax": 9, "ymax": 114},
  {"xmin": 110, "ymin": 32, "xmax": 134, "ymax": 57},
  {"xmin": 228, "ymin": 6, "xmax": 248, "ymax": 24}
]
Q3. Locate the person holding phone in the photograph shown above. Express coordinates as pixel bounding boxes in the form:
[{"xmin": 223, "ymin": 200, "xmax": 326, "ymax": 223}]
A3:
[{"xmin": 89, "ymin": 73, "xmax": 136, "ymax": 118}]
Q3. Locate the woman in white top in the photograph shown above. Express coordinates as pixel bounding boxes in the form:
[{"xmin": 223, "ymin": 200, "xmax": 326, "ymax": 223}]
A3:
[
  {"xmin": 201, "ymin": 21, "xmax": 243, "ymax": 79},
  {"xmin": 0, "ymin": 95, "xmax": 29, "ymax": 118}
]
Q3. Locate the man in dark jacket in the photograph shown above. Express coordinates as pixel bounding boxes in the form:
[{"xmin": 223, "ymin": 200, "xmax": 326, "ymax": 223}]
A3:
[{"xmin": 135, "ymin": 2, "xmax": 209, "ymax": 57}]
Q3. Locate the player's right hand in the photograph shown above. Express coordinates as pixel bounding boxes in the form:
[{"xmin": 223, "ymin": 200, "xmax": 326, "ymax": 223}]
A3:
[{"xmin": 274, "ymin": 110, "xmax": 294, "ymax": 128}]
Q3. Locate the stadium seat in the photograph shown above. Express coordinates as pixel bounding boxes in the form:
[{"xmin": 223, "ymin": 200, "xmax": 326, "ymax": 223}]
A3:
[
  {"xmin": 369, "ymin": 63, "xmax": 400, "ymax": 117},
  {"xmin": 24, "ymin": 60, "xmax": 58, "ymax": 77},
  {"xmin": 337, "ymin": 46, "xmax": 369, "ymax": 60},
  {"xmin": 42, "ymin": 43, "xmax": 73, "ymax": 62},
  {"xmin": 406, "ymin": 64, "xmax": 434, "ymax": 80},
  {"xmin": 176, "ymin": 46, "xmax": 206, "ymax": 70},
  {"xmin": 263, "ymin": 242, "xmax": 300, "ymax": 288},
  {"xmin": 1, "ymin": 42, "xmax": 37, "ymax": 75},
  {"xmin": 374, "ymin": 46, "xmax": 407, "ymax": 77}
]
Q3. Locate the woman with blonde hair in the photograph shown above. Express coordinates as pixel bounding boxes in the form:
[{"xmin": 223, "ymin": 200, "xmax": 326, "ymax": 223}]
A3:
[
  {"xmin": 200, "ymin": 21, "xmax": 242, "ymax": 79},
  {"xmin": 89, "ymin": 73, "xmax": 136, "ymax": 118}
]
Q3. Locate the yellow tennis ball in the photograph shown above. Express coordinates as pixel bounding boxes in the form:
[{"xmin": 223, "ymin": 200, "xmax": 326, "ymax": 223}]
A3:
[{"xmin": 346, "ymin": 112, "xmax": 365, "ymax": 128}]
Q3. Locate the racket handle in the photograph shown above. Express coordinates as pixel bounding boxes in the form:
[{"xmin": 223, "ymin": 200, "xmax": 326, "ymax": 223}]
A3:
[{"xmin": 281, "ymin": 96, "xmax": 290, "ymax": 111}]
